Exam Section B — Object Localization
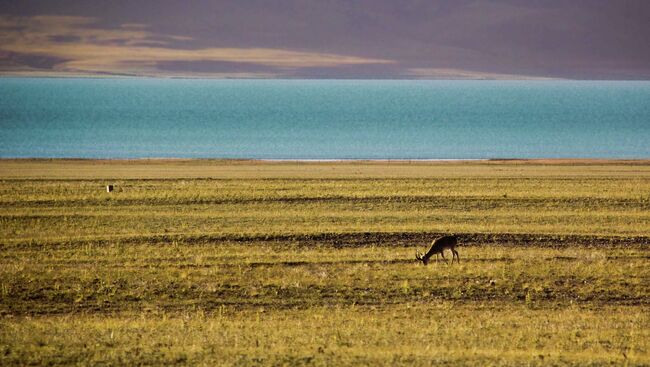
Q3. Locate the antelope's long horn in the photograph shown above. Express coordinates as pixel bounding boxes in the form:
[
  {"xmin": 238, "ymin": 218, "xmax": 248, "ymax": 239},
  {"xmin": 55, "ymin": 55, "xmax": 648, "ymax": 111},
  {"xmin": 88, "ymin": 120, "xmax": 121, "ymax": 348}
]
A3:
[{"xmin": 415, "ymin": 250, "xmax": 422, "ymax": 260}]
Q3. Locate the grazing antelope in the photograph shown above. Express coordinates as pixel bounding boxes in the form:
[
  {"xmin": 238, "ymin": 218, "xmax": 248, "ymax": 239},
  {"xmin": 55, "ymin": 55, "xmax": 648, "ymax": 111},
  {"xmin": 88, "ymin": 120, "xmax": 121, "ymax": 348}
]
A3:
[{"xmin": 416, "ymin": 235, "xmax": 459, "ymax": 265}]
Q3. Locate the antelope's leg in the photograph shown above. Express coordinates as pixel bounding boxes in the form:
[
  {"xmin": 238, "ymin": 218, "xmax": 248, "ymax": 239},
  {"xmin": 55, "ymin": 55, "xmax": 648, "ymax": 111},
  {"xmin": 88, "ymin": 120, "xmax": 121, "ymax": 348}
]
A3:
[
  {"xmin": 453, "ymin": 249, "xmax": 459, "ymax": 263},
  {"xmin": 440, "ymin": 251, "xmax": 447, "ymax": 264}
]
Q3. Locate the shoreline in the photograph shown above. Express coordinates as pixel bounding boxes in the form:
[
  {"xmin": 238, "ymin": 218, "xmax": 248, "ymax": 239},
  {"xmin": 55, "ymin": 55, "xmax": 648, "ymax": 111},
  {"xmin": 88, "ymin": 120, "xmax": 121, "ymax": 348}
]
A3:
[{"xmin": 1, "ymin": 157, "xmax": 650, "ymax": 165}]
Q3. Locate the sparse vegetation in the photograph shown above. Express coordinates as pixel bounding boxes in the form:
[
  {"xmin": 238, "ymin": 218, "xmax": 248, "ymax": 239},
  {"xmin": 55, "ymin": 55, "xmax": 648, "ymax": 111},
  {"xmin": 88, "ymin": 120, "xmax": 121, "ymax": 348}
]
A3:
[{"xmin": 0, "ymin": 160, "xmax": 648, "ymax": 365}]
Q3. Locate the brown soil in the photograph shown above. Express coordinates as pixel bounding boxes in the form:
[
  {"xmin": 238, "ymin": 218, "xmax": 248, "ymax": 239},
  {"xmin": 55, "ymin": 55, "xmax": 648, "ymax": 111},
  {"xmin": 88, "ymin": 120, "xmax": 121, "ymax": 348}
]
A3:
[{"xmin": 6, "ymin": 231, "xmax": 649, "ymax": 250}]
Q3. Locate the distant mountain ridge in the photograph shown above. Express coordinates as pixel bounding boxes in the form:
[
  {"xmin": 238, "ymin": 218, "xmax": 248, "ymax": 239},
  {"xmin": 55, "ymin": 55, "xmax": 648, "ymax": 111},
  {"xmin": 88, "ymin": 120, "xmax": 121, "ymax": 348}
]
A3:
[{"xmin": 1, "ymin": 0, "xmax": 649, "ymax": 79}]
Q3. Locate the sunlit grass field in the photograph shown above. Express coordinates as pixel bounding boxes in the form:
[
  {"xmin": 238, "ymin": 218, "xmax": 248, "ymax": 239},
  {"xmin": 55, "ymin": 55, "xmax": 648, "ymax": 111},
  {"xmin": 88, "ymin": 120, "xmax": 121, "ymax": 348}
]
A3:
[{"xmin": 1, "ymin": 160, "xmax": 649, "ymax": 365}]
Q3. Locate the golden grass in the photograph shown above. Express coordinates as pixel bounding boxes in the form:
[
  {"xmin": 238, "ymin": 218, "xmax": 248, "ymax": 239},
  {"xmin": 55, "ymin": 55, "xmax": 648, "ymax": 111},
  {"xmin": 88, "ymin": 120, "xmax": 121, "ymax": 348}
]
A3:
[
  {"xmin": 2, "ymin": 158, "xmax": 650, "ymax": 179},
  {"xmin": 0, "ymin": 160, "xmax": 648, "ymax": 365},
  {"xmin": 2, "ymin": 304, "xmax": 648, "ymax": 366}
]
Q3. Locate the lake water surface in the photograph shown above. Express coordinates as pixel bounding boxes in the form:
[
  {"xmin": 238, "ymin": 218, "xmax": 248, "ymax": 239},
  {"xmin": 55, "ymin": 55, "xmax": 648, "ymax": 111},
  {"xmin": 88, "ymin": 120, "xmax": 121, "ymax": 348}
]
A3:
[{"xmin": 1, "ymin": 78, "xmax": 649, "ymax": 159}]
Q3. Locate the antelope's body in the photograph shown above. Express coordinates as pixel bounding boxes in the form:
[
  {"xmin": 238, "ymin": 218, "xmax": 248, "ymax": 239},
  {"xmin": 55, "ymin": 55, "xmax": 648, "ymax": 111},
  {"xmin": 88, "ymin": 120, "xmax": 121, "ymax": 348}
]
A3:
[{"xmin": 416, "ymin": 235, "xmax": 459, "ymax": 265}]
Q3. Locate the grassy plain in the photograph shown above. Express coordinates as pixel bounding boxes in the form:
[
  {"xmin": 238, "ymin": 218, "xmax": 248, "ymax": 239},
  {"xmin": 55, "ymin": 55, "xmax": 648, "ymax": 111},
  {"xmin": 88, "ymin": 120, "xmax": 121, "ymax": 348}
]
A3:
[{"xmin": 0, "ymin": 160, "xmax": 649, "ymax": 365}]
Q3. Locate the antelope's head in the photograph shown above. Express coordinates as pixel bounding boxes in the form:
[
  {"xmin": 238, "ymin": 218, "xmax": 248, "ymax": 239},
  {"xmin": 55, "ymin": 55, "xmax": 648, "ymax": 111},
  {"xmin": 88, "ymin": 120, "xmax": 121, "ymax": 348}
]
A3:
[{"xmin": 415, "ymin": 250, "xmax": 429, "ymax": 265}]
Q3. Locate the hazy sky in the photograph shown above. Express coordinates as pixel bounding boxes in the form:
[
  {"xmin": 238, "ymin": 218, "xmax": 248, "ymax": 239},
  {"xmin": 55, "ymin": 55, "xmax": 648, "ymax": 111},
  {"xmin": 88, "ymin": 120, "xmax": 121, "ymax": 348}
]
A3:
[{"xmin": 1, "ymin": 0, "xmax": 649, "ymax": 79}]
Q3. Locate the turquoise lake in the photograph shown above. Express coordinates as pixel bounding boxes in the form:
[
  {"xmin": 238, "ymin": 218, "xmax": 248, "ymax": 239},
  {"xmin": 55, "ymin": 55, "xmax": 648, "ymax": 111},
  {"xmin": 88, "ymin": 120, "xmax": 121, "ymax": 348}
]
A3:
[{"xmin": 1, "ymin": 78, "xmax": 649, "ymax": 159}]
